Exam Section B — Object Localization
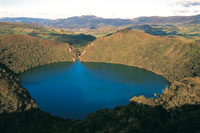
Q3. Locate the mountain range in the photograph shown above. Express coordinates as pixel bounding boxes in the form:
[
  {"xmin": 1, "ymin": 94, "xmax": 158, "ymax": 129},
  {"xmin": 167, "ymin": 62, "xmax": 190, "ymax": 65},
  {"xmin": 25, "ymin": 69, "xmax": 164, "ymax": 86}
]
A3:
[{"xmin": 0, "ymin": 14, "xmax": 199, "ymax": 29}]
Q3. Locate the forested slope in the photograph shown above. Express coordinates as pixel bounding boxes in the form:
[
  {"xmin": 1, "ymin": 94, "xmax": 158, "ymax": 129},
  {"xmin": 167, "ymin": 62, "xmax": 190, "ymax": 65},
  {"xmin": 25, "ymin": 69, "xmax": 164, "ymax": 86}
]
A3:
[
  {"xmin": 0, "ymin": 34, "xmax": 76, "ymax": 73},
  {"xmin": 80, "ymin": 30, "xmax": 200, "ymax": 81}
]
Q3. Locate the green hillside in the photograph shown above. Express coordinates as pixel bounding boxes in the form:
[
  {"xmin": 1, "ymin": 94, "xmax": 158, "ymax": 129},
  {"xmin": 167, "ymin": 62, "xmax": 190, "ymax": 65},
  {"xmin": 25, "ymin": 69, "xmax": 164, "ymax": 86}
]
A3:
[
  {"xmin": 127, "ymin": 24, "xmax": 200, "ymax": 37},
  {"xmin": 0, "ymin": 34, "xmax": 76, "ymax": 73},
  {"xmin": 72, "ymin": 25, "xmax": 128, "ymax": 38},
  {"xmin": 0, "ymin": 22, "xmax": 96, "ymax": 49},
  {"xmin": 132, "ymin": 15, "xmax": 200, "ymax": 25},
  {"xmin": 80, "ymin": 29, "xmax": 200, "ymax": 82}
]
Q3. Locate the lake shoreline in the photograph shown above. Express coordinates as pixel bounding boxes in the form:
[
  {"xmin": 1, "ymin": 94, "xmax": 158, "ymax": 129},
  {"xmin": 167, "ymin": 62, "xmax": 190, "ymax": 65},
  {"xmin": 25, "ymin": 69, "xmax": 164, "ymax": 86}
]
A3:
[{"xmin": 19, "ymin": 61, "xmax": 169, "ymax": 120}]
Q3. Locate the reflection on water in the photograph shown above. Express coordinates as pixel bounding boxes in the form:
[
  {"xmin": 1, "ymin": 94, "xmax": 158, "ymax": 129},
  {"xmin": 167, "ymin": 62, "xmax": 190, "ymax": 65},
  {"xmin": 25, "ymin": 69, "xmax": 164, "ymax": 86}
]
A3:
[{"xmin": 19, "ymin": 61, "xmax": 169, "ymax": 120}]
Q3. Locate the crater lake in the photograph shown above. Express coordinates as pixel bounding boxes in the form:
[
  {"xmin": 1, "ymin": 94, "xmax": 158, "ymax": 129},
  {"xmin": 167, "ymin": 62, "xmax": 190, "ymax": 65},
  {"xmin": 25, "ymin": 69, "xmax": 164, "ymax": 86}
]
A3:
[{"xmin": 19, "ymin": 61, "xmax": 169, "ymax": 120}]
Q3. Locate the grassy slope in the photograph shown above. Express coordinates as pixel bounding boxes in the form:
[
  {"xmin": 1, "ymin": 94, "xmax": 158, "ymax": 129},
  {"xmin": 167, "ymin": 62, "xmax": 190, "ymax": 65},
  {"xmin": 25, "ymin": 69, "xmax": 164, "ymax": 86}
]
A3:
[
  {"xmin": 128, "ymin": 24, "xmax": 200, "ymax": 37},
  {"xmin": 0, "ymin": 22, "xmax": 96, "ymax": 49},
  {"xmin": 71, "ymin": 25, "xmax": 128, "ymax": 37},
  {"xmin": 0, "ymin": 34, "xmax": 76, "ymax": 73},
  {"xmin": 80, "ymin": 29, "xmax": 200, "ymax": 81}
]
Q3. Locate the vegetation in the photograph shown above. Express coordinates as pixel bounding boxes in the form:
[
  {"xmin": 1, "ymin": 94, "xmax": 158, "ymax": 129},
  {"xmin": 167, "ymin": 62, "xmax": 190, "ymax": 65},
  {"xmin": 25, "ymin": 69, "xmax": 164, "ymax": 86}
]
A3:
[
  {"xmin": 80, "ymin": 29, "xmax": 200, "ymax": 82},
  {"xmin": 0, "ymin": 63, "xmax": 73, "ymax": 132},
  {"xmin": 0, "ymin": 22, "xmax": 96, "ymax": 49},
  {"xmin": 0, "ymin": 34, "xmax": 76, "ymax": 73},
  {"xmin": 0, "ymin": 65, "xmax": 199, "ymax": 132},
  {"xmin": 34, "ymin": 15, "xmax": 133, "ymax": 29},
  {"xmin": 131, "ymin": 77, "xmax": 200, "ymax": 109},
  {"xmin": 72, "ymin": 25, "xmax": 128, "ymax": 38},
  {"xmin": 0, "ymin": 19, "xmax": 200, "ymax": 132},
  {"xmin": 1, "ymin": 14, "xmax": 199, "ymax": 29},
  {"xmin": 49, "ymin": 33, "xmax": 96, "ymax": 47},
  {"xmin": 132, "ymin": 15, "xmax": 200, "ymax": 25},
  {"xmin": 0, "ymin": 63, "xmax": 37, "ymax": 113},
  {"xmin": 127, "ymin": 24, "xmax": 200, "ymax": 37},
  {"xmin": 72, "ymin": 78, "xmax": 200, "ymax": 132}
]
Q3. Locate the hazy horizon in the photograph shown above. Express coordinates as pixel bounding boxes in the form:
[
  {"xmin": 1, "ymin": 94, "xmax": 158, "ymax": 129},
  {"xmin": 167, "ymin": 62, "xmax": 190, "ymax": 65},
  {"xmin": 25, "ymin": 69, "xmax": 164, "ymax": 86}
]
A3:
[
  {"xmin": 0, "ymin": 0, "xmax": 200, "ymax": 19},
  {"xmin": 0, "ymin": 14, "xmax": 200, "ymax": 20}
]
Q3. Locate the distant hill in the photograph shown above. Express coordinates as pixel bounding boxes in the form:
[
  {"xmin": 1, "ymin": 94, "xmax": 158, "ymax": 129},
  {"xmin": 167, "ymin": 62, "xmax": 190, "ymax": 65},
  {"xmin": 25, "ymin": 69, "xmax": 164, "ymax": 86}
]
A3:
[
  {"xmin": 0, "ymin": 15, "xmax": 199, "ymax": 29},
  {"xmin": 126, "ymin": 24, "xmax": 178, "ymax": 36},
  {"xmin": 132, "ymin": 15, "xmax": 200, "ymax": 25},
  {"xmin": 0, "ymin": 17, "xmax": 49, "ymax": 24},
  {"xmin": 126, "ymin": 24, "xmax": 200, "ymax": 37},
  {"xmin": 41, "ymin": 15, "xmax": 133, "ymax": 29},
  {"xmin": 0, "ymin": 22, "xmax": 96, "ymax": 49},
  {"xmin": 80, "ymin": 29, "xmax": 200, "ymax": 81},
  {"xmin": 0, "ymin": 15, "xmax": 133, "ymax": 29}
]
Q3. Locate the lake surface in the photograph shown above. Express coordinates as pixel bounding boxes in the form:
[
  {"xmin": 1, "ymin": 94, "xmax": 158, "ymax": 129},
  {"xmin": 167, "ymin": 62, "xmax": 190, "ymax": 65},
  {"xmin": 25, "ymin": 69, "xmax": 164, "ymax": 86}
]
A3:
[{"xmin": 19, "ymin": 61, "xmax": 169, "ymax": 120}]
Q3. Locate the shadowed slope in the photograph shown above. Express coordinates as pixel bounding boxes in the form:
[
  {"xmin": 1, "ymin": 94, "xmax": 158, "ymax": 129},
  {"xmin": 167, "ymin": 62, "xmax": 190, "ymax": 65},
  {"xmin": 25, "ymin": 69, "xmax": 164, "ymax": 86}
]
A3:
[
  {"xmin": 0, "ymin": 22, "xmax": 96, "ymax": 49},
  {"xmin": 0, "ymin": 63, "xmax": 37, "ymax": 113}
]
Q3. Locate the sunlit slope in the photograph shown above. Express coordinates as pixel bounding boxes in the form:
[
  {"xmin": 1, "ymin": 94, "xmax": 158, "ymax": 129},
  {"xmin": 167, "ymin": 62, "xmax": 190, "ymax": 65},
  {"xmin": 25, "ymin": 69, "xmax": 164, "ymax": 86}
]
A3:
[
  {"xmin": 80, "ymin": 30, "xmax": 200, "ymax": 81},
  {"xmin": 0, "ymin": 34, "xmax": 76, "ymax": 73}
]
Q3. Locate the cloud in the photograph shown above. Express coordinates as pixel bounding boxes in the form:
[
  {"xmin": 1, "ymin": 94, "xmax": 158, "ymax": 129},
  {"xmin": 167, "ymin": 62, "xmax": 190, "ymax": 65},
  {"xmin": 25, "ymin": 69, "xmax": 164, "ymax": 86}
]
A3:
[
  {"xmin": 180, "ymin": 2, "xmax": 200, "ymax": 7},
  {"xmin": 166, "ymin": 0, "xmax": 200, "ymax": 16},
  {"xmin": 170, "ymin": 0, "xmax": 200, "ymax": 7},
  {"xmin": 193, "ymin": 10, "xmax": 200, "ymax": 13},
  {"xmin": 171, "ymin": 7, "xmax": 200, "ymax": 16},
  {"xmin": 172, "ymin": 10, "xmax": 190, "ymax": 14},
  {"xmin": 0, "ymin": 0, "xmax": 200, "ymax": 19},
  {"xmin": 0, "ymin": 0, "xmax": 26, "ymax": 6},
  {"xmin": 167, "ymin": 0, "xmax": 200, "ymax": 6}
]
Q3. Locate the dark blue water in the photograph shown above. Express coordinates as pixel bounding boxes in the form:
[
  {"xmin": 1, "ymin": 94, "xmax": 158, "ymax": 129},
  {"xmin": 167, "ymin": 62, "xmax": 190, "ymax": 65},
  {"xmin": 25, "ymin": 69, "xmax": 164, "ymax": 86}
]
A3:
[{"xmin": 19, "ymin": 61, "xmax": 169, "ymax": 120}]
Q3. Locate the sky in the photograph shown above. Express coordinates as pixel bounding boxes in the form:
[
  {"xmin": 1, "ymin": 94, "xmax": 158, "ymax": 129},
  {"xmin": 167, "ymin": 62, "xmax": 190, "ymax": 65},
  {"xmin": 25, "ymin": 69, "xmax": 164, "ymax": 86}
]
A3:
[{"xmin": 0, "ymin": 0, "xmax": 200, "ymax": 19}]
